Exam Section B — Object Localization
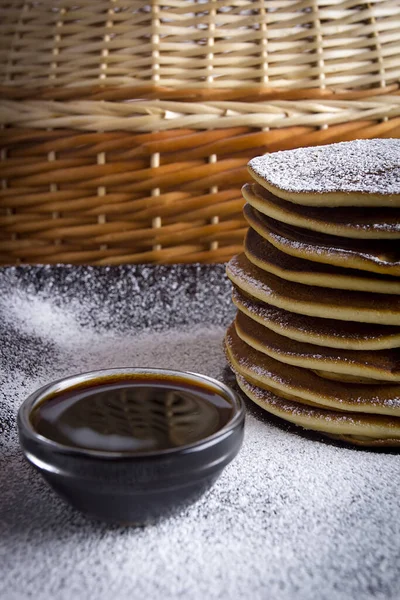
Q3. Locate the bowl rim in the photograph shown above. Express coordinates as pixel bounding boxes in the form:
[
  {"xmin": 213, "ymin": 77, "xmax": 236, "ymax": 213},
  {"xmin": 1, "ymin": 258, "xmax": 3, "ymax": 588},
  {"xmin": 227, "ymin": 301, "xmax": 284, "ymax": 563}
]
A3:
[{"xmin": 18, "ymin": 367, "xmax": 245, "ymax": 460}]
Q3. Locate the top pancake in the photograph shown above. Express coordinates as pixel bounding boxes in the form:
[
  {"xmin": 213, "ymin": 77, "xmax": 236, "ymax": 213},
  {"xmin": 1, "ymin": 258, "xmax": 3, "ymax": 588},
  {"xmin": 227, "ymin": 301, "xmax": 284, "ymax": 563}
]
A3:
[
  {"xmin": 243, "ymin": 183, "xmax": 400, "ymax": 239},
  {"xmin": 248, "ymin": 139, "xmax": 400, "ymax": 207}
]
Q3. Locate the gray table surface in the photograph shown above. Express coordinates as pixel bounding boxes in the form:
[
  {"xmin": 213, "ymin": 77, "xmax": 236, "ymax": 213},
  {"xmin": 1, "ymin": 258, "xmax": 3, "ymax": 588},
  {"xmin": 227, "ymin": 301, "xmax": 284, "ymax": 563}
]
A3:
[{"xmin": 0, "ymin": 265, "xmax": 399, "ymax": 600}]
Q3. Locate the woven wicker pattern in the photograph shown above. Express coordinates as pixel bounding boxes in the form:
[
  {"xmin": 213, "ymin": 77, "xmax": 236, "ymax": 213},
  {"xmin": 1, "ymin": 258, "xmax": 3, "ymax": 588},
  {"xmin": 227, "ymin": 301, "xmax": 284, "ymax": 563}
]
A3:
[
  {"xmin": 1, "ymin": 1, "xmax": 400, "ymax": 265},
  {"xmin": 1, "ymin": 0, "xmax": 399, "ymax": 91}
]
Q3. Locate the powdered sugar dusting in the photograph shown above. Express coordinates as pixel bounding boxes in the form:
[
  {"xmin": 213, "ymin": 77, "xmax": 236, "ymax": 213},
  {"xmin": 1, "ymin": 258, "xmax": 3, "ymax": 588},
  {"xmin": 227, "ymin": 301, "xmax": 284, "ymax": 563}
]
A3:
[
  {"xmin": 249, "ymin": 139, "xmax": 400, "ymax": 196},
  {"xmin": 1, "ymin": 265, "xmax": 400, "ymax": 600}
]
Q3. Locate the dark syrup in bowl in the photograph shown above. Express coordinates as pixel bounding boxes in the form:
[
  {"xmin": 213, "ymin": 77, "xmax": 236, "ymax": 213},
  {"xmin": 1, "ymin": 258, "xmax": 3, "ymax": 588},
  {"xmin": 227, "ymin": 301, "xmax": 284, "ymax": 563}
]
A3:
[
  {"xmin": 19, "ymin": 369, "xmax": 244, "ymax": 523},
  {"xmin": 30, "ymin": 376, "xmax": 234, "ymax": 453}
]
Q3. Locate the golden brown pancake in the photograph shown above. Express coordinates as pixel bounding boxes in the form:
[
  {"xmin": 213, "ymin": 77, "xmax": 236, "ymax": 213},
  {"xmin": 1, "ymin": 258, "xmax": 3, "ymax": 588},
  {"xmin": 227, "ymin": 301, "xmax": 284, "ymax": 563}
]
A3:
[
  {"xmin": 232, "ymin": 287, "xmax": 400, "ymax": 350},
  {"xmin": 245, "ymin": 227, "xmax": 400, "ymax": 295},
  {"xmin": 235, "ymin": 311, "xmax": 400, "ymax": 382},
  {"xmin": 244, "ymin": 203, "xmax": 400, "ymax": 276},
  {"xmin": 242, "ymin": 182, "xmax": 400, "ymax": 239},
  {"xmin": 235, "ymin": 373, "xmax": 400, "ymax": 446},
  {"xmin": 325, "ymin": 434, "xmax": 400, "ymax": 447},
  {"xmin": 247, "ymin": 139, "xmax": 400, "ymax": 207},
  {"xmin": 227, "ymin": 254, "xmax": 400, "ymax": 325},
  {"xmin": 224, "ymin": 323, "xmax": 400, "ymax": 416},
  {"xmin": 311, "ymin": 370, "xmax": 390, "ymax": 384}
]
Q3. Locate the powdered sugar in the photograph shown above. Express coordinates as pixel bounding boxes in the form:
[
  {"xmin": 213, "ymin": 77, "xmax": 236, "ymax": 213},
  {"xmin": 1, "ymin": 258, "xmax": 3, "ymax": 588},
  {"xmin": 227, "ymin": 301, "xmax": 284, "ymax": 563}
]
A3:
[
  {"xmin": 249, "ymin": 139, "xmax": 400, "ymax": 197},
  {"xmin": 1, "ymin": 265, "xmax": 400, "ymax": 600}
]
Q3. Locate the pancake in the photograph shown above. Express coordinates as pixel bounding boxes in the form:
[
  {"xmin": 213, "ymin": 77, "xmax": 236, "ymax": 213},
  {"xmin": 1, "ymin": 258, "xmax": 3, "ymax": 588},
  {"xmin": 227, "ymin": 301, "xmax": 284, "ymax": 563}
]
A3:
[
  {"xmin": 244, "ymin": 203, "xmax": 400, "ymax": 276},
  {"xmin": 244, "ymin": 227, "xmax": 400, "ymax": 295},
  {"xmin": 232, "ymin": 287, "xmax": 400, "ymax": 350},
  {"xmin": 227, "ymin": 254, "xmax": 400, "ymax": 325},
  {"xmin": 247, "ymin": 139, "xmax": 400, "ymax": 207},
  {"xmin": 224, "ymin": 323, "xmax": 400, "ymax": 416},
  {"xmin": 235, "ymin": 374, "xmax": 400, "ymax": 447},
  {"xmin": 325, "ymin": 434, "xmax": 400, "ymax": 447},
  {"xmin": 235, "ymin": 311, "xmax": 400, "ymax": 382},
  {"xmin": 311, "ymin": 370, "xmax": 390, "ymax": 384},
  {"xmin": 242, "ymin": 182, "xmax": 400, "ymax": 239}
]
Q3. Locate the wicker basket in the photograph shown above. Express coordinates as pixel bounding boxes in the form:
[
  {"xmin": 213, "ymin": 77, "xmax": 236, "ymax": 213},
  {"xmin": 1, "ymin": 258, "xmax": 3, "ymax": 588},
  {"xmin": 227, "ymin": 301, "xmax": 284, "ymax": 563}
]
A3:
[{"xmin": 1, "ymin": 0, "xmax": 400, "ymax": 265}]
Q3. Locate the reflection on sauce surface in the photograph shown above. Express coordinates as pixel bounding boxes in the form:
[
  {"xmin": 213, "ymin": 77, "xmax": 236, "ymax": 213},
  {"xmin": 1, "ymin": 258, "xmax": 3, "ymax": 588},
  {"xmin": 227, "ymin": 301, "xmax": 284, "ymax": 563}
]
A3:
[{"xmin": 31, "ymin": 377, "xmax": 233, "ymax": 452}]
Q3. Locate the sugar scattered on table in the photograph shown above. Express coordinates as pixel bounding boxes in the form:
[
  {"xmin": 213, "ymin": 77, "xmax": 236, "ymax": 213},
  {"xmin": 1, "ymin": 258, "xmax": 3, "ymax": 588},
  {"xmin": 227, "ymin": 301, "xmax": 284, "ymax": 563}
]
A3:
[{"xmin": 0, "ymin": 265, "xmax": 399, "ymax": 600}]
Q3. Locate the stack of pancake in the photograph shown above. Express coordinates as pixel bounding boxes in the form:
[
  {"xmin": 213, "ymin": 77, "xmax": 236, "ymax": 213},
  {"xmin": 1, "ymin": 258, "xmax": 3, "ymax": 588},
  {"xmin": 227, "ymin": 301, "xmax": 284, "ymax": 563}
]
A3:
[{"xmin": 225, "ymin": 139, "xmax": 400, "ymax": 447}]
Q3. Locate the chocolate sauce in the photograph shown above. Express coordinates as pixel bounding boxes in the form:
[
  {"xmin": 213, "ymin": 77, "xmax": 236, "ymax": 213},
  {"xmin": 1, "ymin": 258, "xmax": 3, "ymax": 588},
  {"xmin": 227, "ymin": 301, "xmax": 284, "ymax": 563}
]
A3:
[{"xmin": 30, "ymin": 375, "xmax": 233, "ymax": 452}]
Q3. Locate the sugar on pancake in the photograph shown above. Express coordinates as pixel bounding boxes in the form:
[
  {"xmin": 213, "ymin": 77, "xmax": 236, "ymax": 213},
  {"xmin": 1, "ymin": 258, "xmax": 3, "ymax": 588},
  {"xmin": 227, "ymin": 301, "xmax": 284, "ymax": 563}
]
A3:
[
  {"xmin": 248, "ymin": 139, "xmax": 400, "ymax": 207},
  {"xmin": 244, "ymin": 203, "xmax": 400, "ymax": 277},
  {"xmin": 232, "ymin": 286, "xmax": 400, "ymax": 350},
  {"xmin": 244, "ymin": 226, "xmax": 400, "ymax": 295},
  {"xmin": 224, "ymin": 323, "xmax": 400, "ymax": 417},
  {"xmin": 227, "ymin": 253, "xmax": 400, "ymax": 325},
  {"xmin": 234, "ymin": 311, "xmax": 400, "ymax": 382},
  {"xmin": 242, "ymin": 182, "xmax": 400, "ymax": 239}
]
